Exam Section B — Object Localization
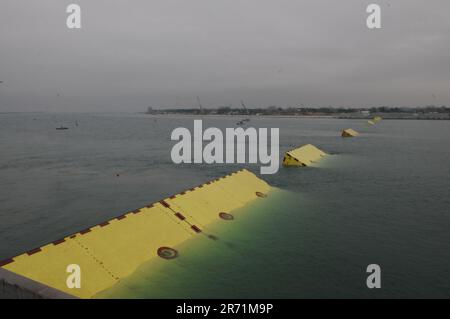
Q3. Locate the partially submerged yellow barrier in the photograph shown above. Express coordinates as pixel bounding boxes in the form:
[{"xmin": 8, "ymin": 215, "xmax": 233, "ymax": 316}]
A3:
[
  {"xmin": 0, "ymin": 169, "xmax": 271, "ymax": 298},
  {"xmin": 341, "ymin": 128, "xmax": 359, "ymax": 137},
  {"xmin": 368, "ymin": 116, "xmax": 382, "ymax": 125},
  {"xmin": 282, "ymin": 144, "xmax": 327, "ymax": 166}
]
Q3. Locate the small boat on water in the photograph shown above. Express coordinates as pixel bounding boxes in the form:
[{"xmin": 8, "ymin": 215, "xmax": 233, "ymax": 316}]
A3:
[{"xmin": 56, "ymin": 126, "xmax": 69, "ymax": 130}]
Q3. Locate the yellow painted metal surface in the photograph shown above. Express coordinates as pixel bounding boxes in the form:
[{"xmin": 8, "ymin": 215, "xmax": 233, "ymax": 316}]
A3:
[
  {"xmin": 373, "ymin": 116, "xmax": 382, "ymax": 122},
  {"xmin": 166, "ymin": 170, "xmax": 270, "ymax": 227},
  {"xmin": 341, "ymin": 128, "xmax": 359, "ymax": 137},
  {"xmin": 1, "ymin": 169, "xmax": 271, "ymax": 298},
  {"xmin": 282, "ymin": 144, "xmax": 327, "ymax": 167},
  {"xmin": 368, "ymin": 116, "xmax": 382, "ymax": 125}
]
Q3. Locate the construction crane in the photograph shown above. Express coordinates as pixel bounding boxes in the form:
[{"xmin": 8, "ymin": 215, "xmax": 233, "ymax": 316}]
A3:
[
  {"xmin": 240, "ymin": 100, "xmax": 250, "ymax": 122},
  {"xmin": 196, "ymin": 96, "xmax": 204, "ymax": 114}
]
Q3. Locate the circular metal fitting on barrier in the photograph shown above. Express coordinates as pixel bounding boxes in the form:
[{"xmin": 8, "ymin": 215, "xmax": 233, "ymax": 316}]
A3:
[
  {"xmin": 157, "ymin": 247, "xmax": 178, "ymax": 260},
  {"xmin": 219, "ymin": 212, "xmax": 234, "ymax": 220},
  {"xmin": 255, "ymin": 191, "xmax": 267, "ymax": 198}
]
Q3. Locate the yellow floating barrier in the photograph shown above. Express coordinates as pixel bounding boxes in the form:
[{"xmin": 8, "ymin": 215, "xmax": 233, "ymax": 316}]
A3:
[
  {"xmin": 0, "ymin": 169, "xmax": 271, "ymax": 298},
  {"xmin": 282, "ymin": 144, "xmax": 327, "ymax": 167},
  {"xmin": 373, "ymin": 116, "xmax": 382, "ymax": 122},
  {"xmin": 341, "ymin": 128, "xmax": 359, "ymax": 137},
  {"xmin": 368, "ymin": 120, "xmax": 375, "ymax": 125}
]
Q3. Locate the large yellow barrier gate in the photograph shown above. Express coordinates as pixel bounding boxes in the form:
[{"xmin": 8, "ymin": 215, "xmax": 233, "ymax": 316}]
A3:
[
  {"xmin": 282, "ymin": 144, "xmax": 327, "ymax": 167},
  {"xmin": 0, "ymin": 169, "xmax": 271, "ymax": 298},
  {"xmin": 341, "ymin": 128, "xmax": 359, "ymax": 137}
]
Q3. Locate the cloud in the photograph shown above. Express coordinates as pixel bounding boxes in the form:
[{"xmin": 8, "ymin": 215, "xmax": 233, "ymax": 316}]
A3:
[{"xmin": 1, "ymin": 0, "xmax": 449, "ymax": 111}]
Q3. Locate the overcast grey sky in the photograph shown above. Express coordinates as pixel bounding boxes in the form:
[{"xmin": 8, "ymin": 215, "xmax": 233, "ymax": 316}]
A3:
[{"xmin": 1, "ymin": 0, "xmax": 449, "ymax": 112}]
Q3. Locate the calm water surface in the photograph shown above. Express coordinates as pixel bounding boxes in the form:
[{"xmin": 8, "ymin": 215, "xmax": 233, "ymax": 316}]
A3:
[{"xmin": 0, "ymin": 113, "xmax": 449, "ymax": 298}]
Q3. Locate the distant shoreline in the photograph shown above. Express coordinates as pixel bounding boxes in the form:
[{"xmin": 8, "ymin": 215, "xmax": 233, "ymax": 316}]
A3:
[
  {"xmin": 141, "ymin": 113, "xmax": 450, "ymax": 121},
  {"xmin": 1, "ymin": 111, "xmax": 448, "ymax": 120}
]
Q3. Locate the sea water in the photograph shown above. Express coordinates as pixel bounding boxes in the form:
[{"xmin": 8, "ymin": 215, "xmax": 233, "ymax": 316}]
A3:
[{"xmin": 0, "ymin": 113, "xmax": 449, "ymax": 298}]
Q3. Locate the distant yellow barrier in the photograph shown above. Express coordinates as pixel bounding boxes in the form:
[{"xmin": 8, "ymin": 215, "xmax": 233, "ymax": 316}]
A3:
[
  {"xmin": 282, "ymin": 144, "xmax": 327, "ymax": 167},
  {"xmin": 0, "ymin": 169, "xmax": 271, "ymax": 298},
  {"xmin": 368, "ymin": 116, "xmax": 382, "ymax": 125},
  {"xmin": 341, "ymin": 128, "xmax": 359, "ymax": 137}
]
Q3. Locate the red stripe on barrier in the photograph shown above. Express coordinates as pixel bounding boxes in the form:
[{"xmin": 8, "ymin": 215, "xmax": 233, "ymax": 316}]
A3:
[
  {"xmin": 0, "ymin": 259, "xmax": 14, "ymax": 267},
  {"xmin": 26, "ymin": 248, "xmax": 42, "ymax": 256},
  {"xmin": 80, "ymin": 228, "xmax": 91, "ymax": 235},
  {"xmin": 53, "ymin": 238, "xmax": 66, "ymax": 245},
  {"xmin": 160, "ymin": 200, "xmax": 170, "ymax": 208},
  {"xmin": 175, "ymin": 212, "xmax": 185, "ymax": 221},
  {"xmin": 191, "ymin": 225, "xmax": 202, "ymax": 233},
  {"xmin": 169, "ymin": 195, "xmax": 176, "ymax": 199},
  {"xmin": 69, "ymin": 235, "xmax": 76, "ymax": 239},
  {"xmin": 117, "ymin": 215, "xmax": 126, "ymax": 220},
  {"xmin": 132, "ymin": 209, "xmax": 141, "ymax": 214},
  {"xmin": 180, "ymin": 191, "xmax": 186, "ymax": 195},
  {"xmin": 99, "ymin": 221, "xmax": 109, "ymax": 227},
  {"xmin": 146, "ymin": 203, "xmax": 154, "ymax": 208}
]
